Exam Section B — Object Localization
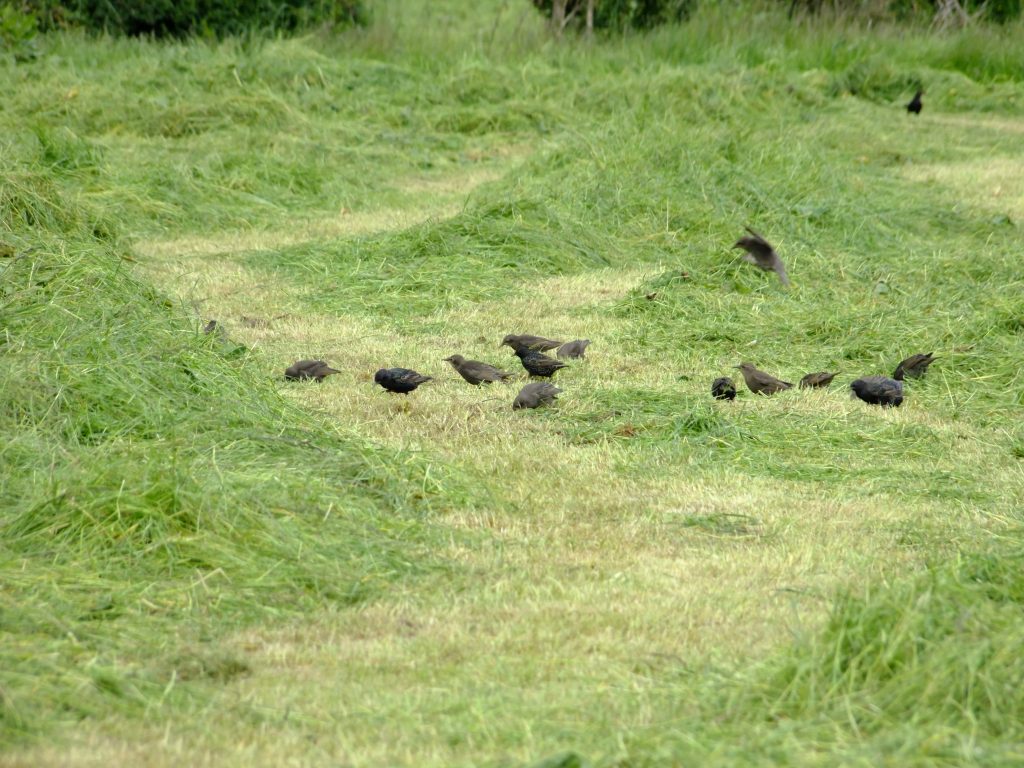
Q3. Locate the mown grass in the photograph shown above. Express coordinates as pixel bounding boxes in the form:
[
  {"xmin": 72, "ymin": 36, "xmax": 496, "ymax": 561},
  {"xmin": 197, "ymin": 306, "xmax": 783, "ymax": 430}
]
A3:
[
  {"xmin": 0, "ymin": 157, "xmax": 466, "ymax": 744},
  {"xmin": 2, "ymin": 0, "xmax": 1024, "ymax": 764}
]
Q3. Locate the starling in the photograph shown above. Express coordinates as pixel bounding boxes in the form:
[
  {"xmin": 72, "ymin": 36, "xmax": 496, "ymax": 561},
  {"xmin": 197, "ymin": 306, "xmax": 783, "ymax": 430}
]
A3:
[
  {"xmin": 515, "ymin": 348, "xmax": 567, "ymax": 378},
  {"xmin": 443, "ymin": 354, "xmax": 515, "ymax": 385},
  {"xmin": 733, "ymin": 227, "xmax": 791, "ymax": 286},
  {"xmin": 374, "ymin": 367, "xmax": 432, "ymax": 394},
  {"xmin": 907, "ymin": 90, "xmax": 923, "ymax": 115},
  {"xmin": 556, "ymin": 339, "xmax": 591, "ymax": 360},
  {"xmin": 851, "ymin": 376, "xmax": 903, "ymax": 407},
  {"xmin": 711, "ymin": 376, "xmax": 737, "ymax": 401},
  {"xmin": 285, "ymin": 359, "xmax": 340, "ymax": 382},
  {"xmin": 799, "ymin": 371, "xmax": 837, "ymax": 389},
  {"xmin": 893, "ymin": 352, "xmax": 935, "ymax": 381},
  {"xmin": 735, "ymin": 362, "xmax": 793, "ymax": 395},
  {"xmin": 500, "ymin": 334, "xmax": 563, "ymax": 353},
  {"xmin": 512, "ymin": 381, "xmax": 563, "ymax": 410}
]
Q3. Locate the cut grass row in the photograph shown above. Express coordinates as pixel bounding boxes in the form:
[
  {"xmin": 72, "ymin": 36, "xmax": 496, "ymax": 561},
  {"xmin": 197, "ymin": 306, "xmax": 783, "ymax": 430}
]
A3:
[{"xmin": 0, "ymin": 163, "xmax": 469, "ymax": 745}]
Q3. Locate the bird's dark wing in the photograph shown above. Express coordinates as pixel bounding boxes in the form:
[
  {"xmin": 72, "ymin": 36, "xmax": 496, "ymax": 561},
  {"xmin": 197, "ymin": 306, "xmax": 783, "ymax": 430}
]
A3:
[{"xmin": 399, "ymin": 370, "xmax": 431, "ymax": 385}]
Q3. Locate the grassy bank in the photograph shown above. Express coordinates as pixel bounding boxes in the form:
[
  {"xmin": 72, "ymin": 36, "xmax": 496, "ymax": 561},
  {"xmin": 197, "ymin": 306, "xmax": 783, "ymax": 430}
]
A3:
[
  {"xmin": 2, "ymin": 0, "xmax": 1023, "ymax": 764},
  {"xmin": 0, "ymin": 157, "xmax": 464, "ymax": 744}
]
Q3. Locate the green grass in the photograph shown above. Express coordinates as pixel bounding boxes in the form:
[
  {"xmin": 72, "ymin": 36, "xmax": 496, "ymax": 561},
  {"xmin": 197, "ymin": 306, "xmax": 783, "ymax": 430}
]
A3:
[
  {"xmin": 2, "ymin": 0, "xmax": 1024, "ymax": 764},
  {"xmin": 0, "ymin": 158, "xmax": 466, "ymax": 743}
]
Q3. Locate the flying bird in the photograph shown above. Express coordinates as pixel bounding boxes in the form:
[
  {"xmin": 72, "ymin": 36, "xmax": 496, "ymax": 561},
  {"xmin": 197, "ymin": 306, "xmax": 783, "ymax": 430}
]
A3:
[
  {"xmin": 735, "ymin": 362, "xmax": 792, "ymax": 395},
  {"xmin": 515, "ymin": 348, "xmax": 567, "ymax": 378},
  {"xmin": 556, "ymin": 339, "xmax": 591, "ymax": 360},
  {"xmin": 374, "ymin": 367, "xmax": 432, "ymax": 394},
  {"xmin": 799, "ymin": 371, "xmax": 837, "ymax": 389},
  {"xmin": 284, "ymin": 359, "xmax": 340, "ymax": 382},
  {"xmin": 443, "ymin": 355, "xmax": 515, "ymax": 385},
  {"xmin": 711, "ymin": 376, "xmax": 737, "ymax": 401},
  {"xmin": 513, "ymin": 382, "xmax": 563, "ymax": 410},
  {"xmin": 893, "ymin": 353, "xmax": 935, "ymax": 381},
  {"xmin": 733, "ymin": 227, "xmax": 791, "ymax": 286},
  {"xmin": 501, "ymin": 334, "xmax": 563, "ymax": 352},
  {"xmin": 851, "ymin": 376, "xmax": 904, "ymax": 407},
  {"xmin": 907, "ymin": 90, "xmax": 923, "ymax": 115}
]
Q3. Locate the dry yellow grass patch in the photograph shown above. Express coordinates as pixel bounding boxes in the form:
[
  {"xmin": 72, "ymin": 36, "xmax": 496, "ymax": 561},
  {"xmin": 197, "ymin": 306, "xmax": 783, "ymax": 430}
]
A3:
[
  {"xmin": 138, "ymin": 166, "xmax": 508, "ymax": 261},
  {"xmin": 902, "ymin": 155, "xmax": 1024, "ymax": 219},
  {"xmin": 930, "ymin": 113, "xmax": 1024, "ymax": 136}
]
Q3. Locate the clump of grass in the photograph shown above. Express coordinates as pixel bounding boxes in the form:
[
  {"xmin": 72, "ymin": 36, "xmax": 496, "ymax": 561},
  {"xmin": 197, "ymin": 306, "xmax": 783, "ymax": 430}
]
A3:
[
  {"xmin": 724, "ymin": 547, "xmax": 1024, "ymax": 762},
  {"xmin": 678, "ymin": 512, "xmax": 763, "ymax": 538},
  {"xmin": 244, "ymin": 196, "xmax": 617, "ymax": 322}
]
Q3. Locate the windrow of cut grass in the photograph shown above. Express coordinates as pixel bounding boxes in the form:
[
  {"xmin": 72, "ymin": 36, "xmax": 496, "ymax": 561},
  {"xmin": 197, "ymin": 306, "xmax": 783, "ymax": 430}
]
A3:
[
  {"xmin": 592, "ymin": 544, "xmax": 1024, "ymax": 766},
  {"xmin": 0, "ymin": 155, "xmax": 467, "ymax": 744}
]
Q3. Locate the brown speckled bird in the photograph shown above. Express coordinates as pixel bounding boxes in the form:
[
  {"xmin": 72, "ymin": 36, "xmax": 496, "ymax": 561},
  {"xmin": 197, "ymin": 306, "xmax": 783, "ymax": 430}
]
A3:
[
  {"xmin": 799, "ymin": 371, "xmax": 837, "ymax": 389},
  {"xmin": 851, "ymin": 376, "xmax": 904, "ymax": 407},
  {"xmin": 515, "ymin": 348, "xmax": 567, "ymax": 378},
  {"xmin": 893, "ymin": 353, "xmax": 935, "ymax": 381},
  {"xmin": 556, "ymin": 339, "xmax": 591, "ymax": 360},
  {"xmin": 443, "ymin": 355, "xmax": 515, "ymax": 385},
  {"xmin": 501, "ymin": 334, "xmax": 562, "ymax": 353},
  {"xmin": 513, "ymin": 382, "xmax": 563, "ymax": 410},
  {"xmin": 733, "ymin": 227, "xmax": 790, "ymax": 286},
  {"xmin": 285, "ymin": 359, "xmax": 340, "ymax": 382},
  {"xmin": 735, "ymin": 363, "xmax": 792, "ymax": 395}
]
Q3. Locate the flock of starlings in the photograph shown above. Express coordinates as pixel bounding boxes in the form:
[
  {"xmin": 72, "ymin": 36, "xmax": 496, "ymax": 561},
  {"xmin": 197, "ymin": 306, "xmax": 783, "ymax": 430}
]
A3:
[
  {"xmin": 272, "ymin": 220, "xmax": 935, "ymax": 412},
  {"xmin": 283, "ymin": 333, "xmax": 580, "ymax": 410},
  {"xmin": 269, "ymin": 85, "xmax": 938, "ymax": 412}
]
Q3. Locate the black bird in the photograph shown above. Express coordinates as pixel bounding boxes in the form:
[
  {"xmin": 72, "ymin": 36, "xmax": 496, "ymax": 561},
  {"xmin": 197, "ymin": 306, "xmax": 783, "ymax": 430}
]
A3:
[
  {"xmin": 711, "ymin": 376, "xmax": 737, "ymax": 401},
  {"xmin": 285, "ymin": 359, "xmax": 340, "ymax": 382},
  {"xmin": 851, "ymin": 376, "xmax": 904, "ymax": 407},
  {"xmin": 374, "ymin": 367, "xmax": 432, "ymax": 394},
  {"xmin": 513, "ymin": 382, "xmax": 563, "ymax": 410},
  {"xmin": 907, "ymin": 90, "xmax": 923, "ymax": 115},
  {"xmin": 735, "ymin": 362, "xmax": 792, "ymax": 395},
  {"xmin": 515, "ymin": 348, "xmax": 567, "ymax": 378},
  {"xmin": 443, "ymin": 355, "xmax": 515, "ymax": 385},
  {"xmin": 893, "ymin": 353, "xmax": 935, "ymax": 381},
  {"xmin": 800, "ymin": 371, "xmax": 837, "ymax": 389},
  {"xmin": 501, "ymin": 334, "xmax": 563, "ymax": 353},
  {"xmin": 733, "ymin": 227, "xmax": 791, "ymax": 286},
  {"xmin": 556, "ymin": 339, "xmax": 591, "ymax": 360}
]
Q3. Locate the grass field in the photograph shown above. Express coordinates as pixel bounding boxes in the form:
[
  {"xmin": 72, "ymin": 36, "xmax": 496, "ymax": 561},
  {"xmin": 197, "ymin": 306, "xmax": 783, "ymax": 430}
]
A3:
[{"xmin": 3, "ymin": 1, "xmax": 1024, "ymax": 765}]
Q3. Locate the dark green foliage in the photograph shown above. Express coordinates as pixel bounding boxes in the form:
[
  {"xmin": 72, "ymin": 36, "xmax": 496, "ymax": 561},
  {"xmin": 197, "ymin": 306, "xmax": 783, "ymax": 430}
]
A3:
[
  {"xmin": 787, "ymin": 0, "xmax": 1021, "ymax": 22},
  {"xmin": 0, "ymin": 3, "xmax": 39, "ymax": 60},
  {"xmin": 28, "ymin": 0, "xmax": 366, "ymax": 37},
  {"xmin": 531, "ymin": 0, "xmax": 697, "ymax": 31}
]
